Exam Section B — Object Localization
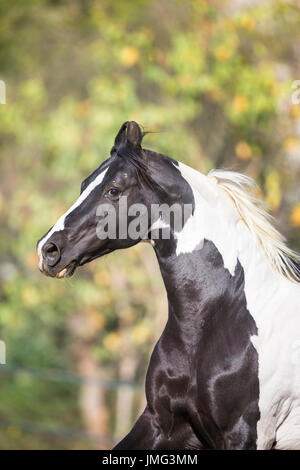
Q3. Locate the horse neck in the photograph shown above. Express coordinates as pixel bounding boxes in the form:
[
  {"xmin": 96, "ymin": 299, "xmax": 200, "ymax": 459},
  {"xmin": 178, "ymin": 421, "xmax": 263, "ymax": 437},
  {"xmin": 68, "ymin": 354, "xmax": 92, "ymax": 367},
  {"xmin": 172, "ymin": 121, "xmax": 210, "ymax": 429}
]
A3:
[{"xmin": 153, "ymin": 187, "xmax": 281, "ymax": 328}]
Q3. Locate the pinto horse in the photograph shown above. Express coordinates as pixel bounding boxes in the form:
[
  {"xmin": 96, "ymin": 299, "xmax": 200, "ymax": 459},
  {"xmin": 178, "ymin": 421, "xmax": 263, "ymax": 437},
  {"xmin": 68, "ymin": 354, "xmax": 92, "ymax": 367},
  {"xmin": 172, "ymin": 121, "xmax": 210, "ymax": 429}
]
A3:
[{"xmin": 37, "ymin": 121, "xmax": 300, "ymax": 450}]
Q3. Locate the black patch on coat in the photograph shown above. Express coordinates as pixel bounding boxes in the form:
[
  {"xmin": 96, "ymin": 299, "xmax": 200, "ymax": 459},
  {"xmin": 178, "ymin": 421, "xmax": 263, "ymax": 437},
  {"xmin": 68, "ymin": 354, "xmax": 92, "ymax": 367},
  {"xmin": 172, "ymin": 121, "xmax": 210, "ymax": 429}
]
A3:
[{"xmin": 115, "ymin": 240, "xmax": 260, "ymax": 450}]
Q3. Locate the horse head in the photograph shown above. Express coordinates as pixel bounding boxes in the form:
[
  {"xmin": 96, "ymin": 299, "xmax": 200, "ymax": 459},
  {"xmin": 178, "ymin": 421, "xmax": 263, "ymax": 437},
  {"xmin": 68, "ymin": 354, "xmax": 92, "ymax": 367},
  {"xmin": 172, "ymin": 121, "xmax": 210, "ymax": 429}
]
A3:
[{"xmin": 36, "ymin": 121, "xmax": 192, "ymax": 278}]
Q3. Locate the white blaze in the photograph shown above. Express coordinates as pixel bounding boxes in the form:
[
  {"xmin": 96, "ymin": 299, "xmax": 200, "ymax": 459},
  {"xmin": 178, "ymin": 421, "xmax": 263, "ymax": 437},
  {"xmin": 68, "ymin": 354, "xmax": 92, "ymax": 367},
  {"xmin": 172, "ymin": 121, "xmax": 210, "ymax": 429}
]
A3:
[{"xmin": 37, "ymin": 168, "xmax": 108, "ymax": 269}]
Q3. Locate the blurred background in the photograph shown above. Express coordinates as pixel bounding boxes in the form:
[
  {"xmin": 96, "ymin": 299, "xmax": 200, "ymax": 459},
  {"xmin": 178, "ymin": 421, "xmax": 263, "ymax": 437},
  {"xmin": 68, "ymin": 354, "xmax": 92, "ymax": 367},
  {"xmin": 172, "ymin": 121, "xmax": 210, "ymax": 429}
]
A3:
[{"xmin": 0, "ymin": 0, "xmax": 300, "ymax": 449}]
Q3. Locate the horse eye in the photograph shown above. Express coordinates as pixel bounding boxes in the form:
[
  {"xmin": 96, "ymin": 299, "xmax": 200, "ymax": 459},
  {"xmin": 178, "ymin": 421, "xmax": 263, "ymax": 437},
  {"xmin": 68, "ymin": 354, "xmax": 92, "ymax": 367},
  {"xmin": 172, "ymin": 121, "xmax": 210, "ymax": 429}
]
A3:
[{"xmin": 105, "ymin": 187, "xmax": 121, "ymax": 198}]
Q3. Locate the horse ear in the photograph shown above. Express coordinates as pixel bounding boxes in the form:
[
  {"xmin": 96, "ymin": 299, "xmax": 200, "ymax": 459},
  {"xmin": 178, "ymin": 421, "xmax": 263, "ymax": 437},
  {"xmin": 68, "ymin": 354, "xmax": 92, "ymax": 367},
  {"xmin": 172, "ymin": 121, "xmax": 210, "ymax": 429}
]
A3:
[
  {"xmin": 113, "ymin": 121, "xmax": 129, "ymax": 149},
  {"xmin": 126, "ymin": 121, "xmax": 142, "ymax": 148},
  {"xmin": 113, "ymin": 121, "xmax": 142, "ymax": 151}
]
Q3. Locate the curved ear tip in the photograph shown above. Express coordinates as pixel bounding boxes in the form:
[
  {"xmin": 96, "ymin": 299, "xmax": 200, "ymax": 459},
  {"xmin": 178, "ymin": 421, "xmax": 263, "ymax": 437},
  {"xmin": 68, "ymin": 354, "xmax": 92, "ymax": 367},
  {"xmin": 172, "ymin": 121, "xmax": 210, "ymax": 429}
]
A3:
[
  {"xmin": 126, "ymin": 121, "xmax": 143, "ymax": 146},
  {"xmin": 120, "ymin": 121, "xmax": 129, "ymax": 129},
  {"xmin": 127, "ymin": 121, "xmax": 141, "ymax": 130},
  {"xmin": 114, "ymin": 121, "xmax": 143, "ymax": 149}
]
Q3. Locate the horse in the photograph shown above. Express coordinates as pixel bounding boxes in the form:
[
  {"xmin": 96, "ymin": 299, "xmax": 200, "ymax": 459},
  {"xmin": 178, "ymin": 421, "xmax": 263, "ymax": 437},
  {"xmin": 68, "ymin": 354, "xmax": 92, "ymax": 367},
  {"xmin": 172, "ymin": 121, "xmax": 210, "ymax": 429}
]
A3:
[{"xmin": 37, "ymin": 121, "xmax": 300, "ymax": 450}]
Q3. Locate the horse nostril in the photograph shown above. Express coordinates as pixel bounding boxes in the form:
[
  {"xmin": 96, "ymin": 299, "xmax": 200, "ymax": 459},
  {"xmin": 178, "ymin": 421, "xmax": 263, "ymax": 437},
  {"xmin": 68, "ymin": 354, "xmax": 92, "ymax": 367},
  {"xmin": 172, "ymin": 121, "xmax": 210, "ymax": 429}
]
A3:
[{"xmin": 43, "ymin": 242, "xmax": 61, "ymax": 267}]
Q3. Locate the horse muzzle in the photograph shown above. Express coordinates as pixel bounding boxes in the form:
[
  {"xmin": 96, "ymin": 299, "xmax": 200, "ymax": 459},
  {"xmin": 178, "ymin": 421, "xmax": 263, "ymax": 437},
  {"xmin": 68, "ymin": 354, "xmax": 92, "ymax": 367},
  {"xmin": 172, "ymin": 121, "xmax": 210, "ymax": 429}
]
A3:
[{"xmin": 38, "ymin": 240, "xmax": 78, "ymax": 279}]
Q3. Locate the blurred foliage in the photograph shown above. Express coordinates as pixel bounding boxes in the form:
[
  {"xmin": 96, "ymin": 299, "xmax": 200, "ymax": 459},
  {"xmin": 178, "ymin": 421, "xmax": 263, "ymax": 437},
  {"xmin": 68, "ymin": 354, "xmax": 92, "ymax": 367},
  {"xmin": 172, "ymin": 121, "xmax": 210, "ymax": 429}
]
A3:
[{"xmin": 0, "ymin": 0, "xmax": 300, "ymax": 449}]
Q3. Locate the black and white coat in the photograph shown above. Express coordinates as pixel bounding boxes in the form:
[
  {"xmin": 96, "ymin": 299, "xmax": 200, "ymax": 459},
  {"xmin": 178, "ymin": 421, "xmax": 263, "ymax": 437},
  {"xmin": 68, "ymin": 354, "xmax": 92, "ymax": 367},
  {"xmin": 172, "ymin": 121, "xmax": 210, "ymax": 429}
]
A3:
[{"xmin": 37, "ymin": 121, "xmax": 300, "ymax": 450}]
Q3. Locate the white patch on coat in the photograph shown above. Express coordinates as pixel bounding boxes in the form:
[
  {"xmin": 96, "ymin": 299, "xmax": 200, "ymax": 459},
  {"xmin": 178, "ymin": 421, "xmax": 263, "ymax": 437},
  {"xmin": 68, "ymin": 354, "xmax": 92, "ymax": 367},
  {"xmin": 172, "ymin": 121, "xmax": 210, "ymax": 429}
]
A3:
[
  {"xmin": 150, "ymin": 217, "xmax": 170, "ymax": 232},
  {"xmin": 175, "ymin": 161, "xmax": 300, "ymax": 449},
  {"xmin": 37, "ymin": 168, "xmax": 108, "ymax": 269},
  {"xmin": 174, "ymin": 162, "xmax": 239, "ymax": 275}
]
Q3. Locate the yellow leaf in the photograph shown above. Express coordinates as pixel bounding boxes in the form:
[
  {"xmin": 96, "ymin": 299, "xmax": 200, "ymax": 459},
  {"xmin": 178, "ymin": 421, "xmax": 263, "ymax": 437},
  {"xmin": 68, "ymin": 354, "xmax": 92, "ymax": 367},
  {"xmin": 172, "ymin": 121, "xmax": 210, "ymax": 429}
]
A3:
[
  {"xmin": 240, "ymin": 15, "xmax": 255, "ymax": 31},
  {"xmin": 233, "ymin": 95, "xmax": 249, "ymax": 114},
  {"xmin": 214, "ymin": 45, "xmax": 232, "ymax": 62},
  {"xmin": 235, "ymin": 141, "xmax": 252, "ymax": 160},
  {"xmin": 132, "ymin": 324, "xmax": 152, "ymax": 345},
  {"xmin": 290, "ymin": 105, "xmax": 300, "ymax": 119},
  {"xmin": 291, "ymin": 204, "xmax": 300, "ymax": 227},
  {"xmin": 284, "ymin": 137, "xmax": 299, "ymax": 154},
  {"xmin": 103, "ymin": 332, "xmax": 121, "ymax": 353},
  {"xmin": 120, "ymin": 47, "xmax": 139, "ymax": 67}
]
